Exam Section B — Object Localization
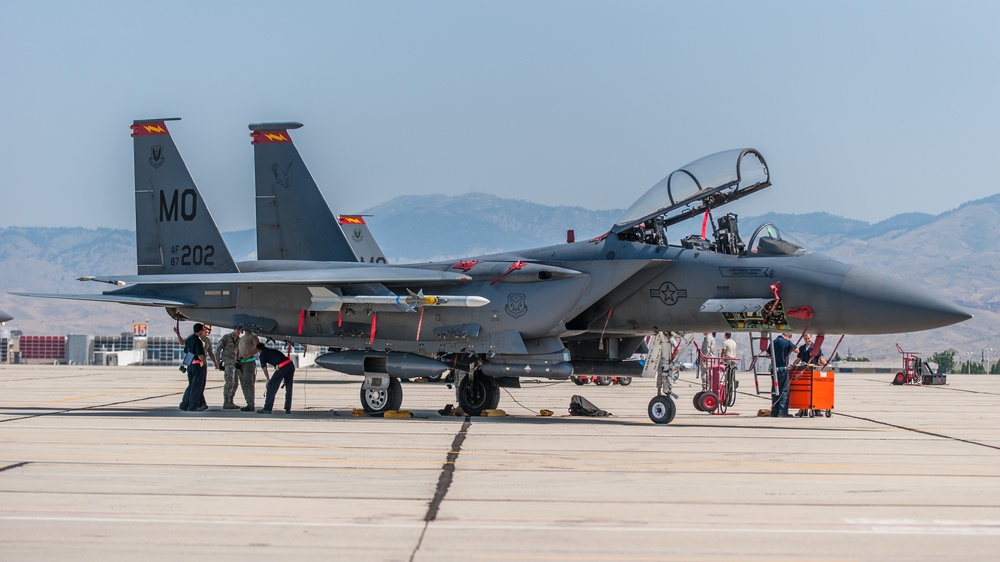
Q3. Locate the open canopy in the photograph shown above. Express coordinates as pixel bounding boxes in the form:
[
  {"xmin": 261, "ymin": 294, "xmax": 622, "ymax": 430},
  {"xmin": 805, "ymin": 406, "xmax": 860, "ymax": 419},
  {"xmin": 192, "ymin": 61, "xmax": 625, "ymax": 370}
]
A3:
[{"xmin": 613, "ymin": 148, "xmax": 770, "ymax": 233}]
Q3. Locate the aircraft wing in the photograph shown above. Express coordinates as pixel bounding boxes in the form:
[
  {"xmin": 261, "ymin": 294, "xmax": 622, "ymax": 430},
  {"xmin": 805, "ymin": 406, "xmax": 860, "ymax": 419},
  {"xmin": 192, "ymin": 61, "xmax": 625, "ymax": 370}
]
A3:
[
  {"xmin": 77, "ymin": 267, "xmax": 472, "ymax": 286},
  {"xmin": 9, "ymin": 292, "xmax": 196, "ymax": 307}
]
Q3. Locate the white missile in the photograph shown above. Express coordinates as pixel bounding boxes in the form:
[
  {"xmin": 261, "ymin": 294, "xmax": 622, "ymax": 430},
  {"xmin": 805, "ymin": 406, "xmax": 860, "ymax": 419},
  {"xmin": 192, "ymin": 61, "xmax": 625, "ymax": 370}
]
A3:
[{"xmin": 308, "ymin": 287, "xmax": 489, "ymax": 311}]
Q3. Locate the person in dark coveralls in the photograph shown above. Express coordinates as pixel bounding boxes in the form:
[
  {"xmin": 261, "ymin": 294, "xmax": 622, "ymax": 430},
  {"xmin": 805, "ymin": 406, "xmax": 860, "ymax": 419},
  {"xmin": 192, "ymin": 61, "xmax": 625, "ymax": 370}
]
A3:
[
  {"xmin": 255, "ymin": 343, "xmax": 295, "ymax": 414},
  {"xmin": 179, "ymin": 323, "xmax": 209, "ymax": 411},
  {"xmin": 769, "ymin": 331, "xmax": 797, "ymax": 417}
]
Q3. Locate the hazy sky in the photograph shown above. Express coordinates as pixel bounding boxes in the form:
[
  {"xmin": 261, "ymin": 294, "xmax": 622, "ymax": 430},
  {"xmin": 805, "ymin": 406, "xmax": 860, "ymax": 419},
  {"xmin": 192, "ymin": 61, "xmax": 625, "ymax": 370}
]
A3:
[{"xmin": 2, "ymin": 1, "xmax": 998, "ymax": 232}]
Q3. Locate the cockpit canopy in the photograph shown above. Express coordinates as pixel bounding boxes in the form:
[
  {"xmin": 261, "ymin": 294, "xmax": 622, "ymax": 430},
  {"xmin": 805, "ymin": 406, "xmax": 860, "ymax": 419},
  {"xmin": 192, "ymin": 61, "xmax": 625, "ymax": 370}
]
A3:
[
  {"xmin": 609, "ymin": 148, "xmax": 807, "ymax": 257},
  {"xmin": 745, "ymin": 223, "xmax": 805, "ymax": 256},
  {"xmin": 612, "ymin": 148, "xmax": 770, "ymax": 233}
]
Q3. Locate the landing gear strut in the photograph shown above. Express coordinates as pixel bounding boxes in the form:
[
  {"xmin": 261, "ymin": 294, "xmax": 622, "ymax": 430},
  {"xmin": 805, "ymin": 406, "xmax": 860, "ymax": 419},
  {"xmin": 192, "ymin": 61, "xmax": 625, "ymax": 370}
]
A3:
[{"xmin": 645, "ymin": 332, "xmax": 688, "ymax": 424}]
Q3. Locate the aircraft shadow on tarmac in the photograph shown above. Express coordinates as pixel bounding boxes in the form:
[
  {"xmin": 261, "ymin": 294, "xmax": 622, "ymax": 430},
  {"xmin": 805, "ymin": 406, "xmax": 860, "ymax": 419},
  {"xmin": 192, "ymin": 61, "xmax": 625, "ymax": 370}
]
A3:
[{"xmin": 0, "ymin": 405, "xmax": 875, "ymax": 432}]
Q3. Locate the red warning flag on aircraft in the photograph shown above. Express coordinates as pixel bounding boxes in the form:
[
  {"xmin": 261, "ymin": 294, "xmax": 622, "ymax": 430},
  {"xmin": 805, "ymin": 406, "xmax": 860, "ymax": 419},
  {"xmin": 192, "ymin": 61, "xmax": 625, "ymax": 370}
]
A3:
[
  {"xmin": 250, "ymin": 130, "xmax": 292, "ymax": 144},
  {"xmin": 339, "ymin": 216, "xmax": 366, "ymax": 225},
  {"xmin": 130, "ymin": 121, "xmax": 170, "ymax": 137}
]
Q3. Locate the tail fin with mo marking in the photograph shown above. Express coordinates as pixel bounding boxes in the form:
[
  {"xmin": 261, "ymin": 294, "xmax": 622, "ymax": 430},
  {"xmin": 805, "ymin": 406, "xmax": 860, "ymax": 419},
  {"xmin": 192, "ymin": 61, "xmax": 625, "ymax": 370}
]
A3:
[{"xmin": 131, "ymin": 118, "xmax": 238, "ymax": 275}]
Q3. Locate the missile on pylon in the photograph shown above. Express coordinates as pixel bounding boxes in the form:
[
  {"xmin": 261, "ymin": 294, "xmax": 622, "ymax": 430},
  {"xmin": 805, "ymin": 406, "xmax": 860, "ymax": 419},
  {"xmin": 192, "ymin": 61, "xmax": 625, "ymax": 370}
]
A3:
[{"xmin": 308, "ymin": 287, "xmax": 489, "ymax": 312}]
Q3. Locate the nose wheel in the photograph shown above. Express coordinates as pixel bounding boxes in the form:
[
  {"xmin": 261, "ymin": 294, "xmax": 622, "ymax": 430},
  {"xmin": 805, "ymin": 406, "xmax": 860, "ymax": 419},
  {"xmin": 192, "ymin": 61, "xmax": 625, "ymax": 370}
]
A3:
[{"xmin": 648, "ymin": 395, "xmax": 677, "ymax": 424}]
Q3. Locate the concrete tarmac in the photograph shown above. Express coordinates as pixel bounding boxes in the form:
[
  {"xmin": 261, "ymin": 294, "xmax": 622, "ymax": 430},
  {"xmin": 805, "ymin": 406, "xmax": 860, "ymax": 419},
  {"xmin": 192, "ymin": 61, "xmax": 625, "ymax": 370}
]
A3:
[{"xmin": 1, "ymin": 364, "xmax": 999, "ymax": 561}]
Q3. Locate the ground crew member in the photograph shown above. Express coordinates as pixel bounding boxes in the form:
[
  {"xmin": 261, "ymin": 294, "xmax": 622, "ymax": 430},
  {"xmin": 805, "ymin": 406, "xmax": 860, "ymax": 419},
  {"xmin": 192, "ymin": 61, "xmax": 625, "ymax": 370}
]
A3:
[
  {"xmin": 793, "ymin": 333, "xmax": 828, "ymax": 367},
  {"xmin": 254, "ymin": 343, "xmax": 295, "ymax": 414},
  {"xmin": 215, "ymin": 327, "xmax": 242, "ymax": 409},
  {"xmin": 721, "ymin": 333, "xmax": 737, "ymax": 359},
  {"xmin": 237, "ymin": 330, "xmax": 261, "ymax": 412},
  {"xmin": 769, "ymin": 331, "xmax": 797, "ymax": 417},
  {"xmin": 701, "ymin": 332, "xmax": 716, "ymax": 357},
  {"xmin": 179, "ymin": 323, "xmax": 209, "ymax": 411},
  {"xmin": 721, "ymin": 332, "xmax": 739, "ymax": 383},
  {"xmin": 174, "ymin": 322, "xmax": 219, "ymax": 369}
]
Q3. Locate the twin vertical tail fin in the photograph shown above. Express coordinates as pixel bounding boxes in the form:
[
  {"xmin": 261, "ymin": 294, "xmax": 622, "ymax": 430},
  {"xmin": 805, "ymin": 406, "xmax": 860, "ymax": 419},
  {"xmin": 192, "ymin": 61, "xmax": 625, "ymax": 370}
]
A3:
[
  {"xmin": 251, "ymin": 123, "xmax": 379, "ymax": 262},
  {"xmin": 131, "ymin": 119, "xmax": 238, "ymax": 275},
  {"xmin": 338, "ymin": 215, "xmax": 387, "ymax": 264}
]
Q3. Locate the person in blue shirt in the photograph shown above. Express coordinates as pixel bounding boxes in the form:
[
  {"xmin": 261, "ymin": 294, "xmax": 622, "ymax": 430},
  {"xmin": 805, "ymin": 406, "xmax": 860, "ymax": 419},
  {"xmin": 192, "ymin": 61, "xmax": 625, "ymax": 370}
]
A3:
[
  {"xmin": 769, "ymin": 331, "xmax": 797, "ymax": 417},
  {"xmin": 794, "ymin": 333, "xmax": 828, "ymax": 367},
  {"xmin": 254, "ymin": 343, "xmax": 295, "ymax": 414}
]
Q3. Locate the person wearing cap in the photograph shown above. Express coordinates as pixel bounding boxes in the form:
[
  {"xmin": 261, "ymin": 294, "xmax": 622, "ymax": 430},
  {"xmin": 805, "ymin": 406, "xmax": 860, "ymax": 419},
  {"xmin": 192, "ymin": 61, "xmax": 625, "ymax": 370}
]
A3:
[
  {"xmin": 254, "ymin": 343, "xmax": 295, "ymax": 414},
  {"xmin": 768, "ymin": 331, "xmax": 797, "ymax": 417}
]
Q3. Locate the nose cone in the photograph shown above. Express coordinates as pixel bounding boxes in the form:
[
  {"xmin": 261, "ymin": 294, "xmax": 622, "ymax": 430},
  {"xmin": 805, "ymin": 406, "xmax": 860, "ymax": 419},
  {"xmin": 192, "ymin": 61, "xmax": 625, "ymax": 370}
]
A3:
[{"xmin": 839, "ymin": 266, "xmax": 972, "ymax": 334}]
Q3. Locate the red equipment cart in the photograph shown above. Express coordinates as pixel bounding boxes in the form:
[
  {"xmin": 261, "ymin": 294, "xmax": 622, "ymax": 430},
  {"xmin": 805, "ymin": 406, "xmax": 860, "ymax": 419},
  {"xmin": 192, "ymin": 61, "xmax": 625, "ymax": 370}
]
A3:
[
  {"xmin": 892, "ymin": 343, "xmax": 923, "ymax": 385},
  {"xmin": 693, "ymin": 352, "xmax": 738, "ymax": 414}
]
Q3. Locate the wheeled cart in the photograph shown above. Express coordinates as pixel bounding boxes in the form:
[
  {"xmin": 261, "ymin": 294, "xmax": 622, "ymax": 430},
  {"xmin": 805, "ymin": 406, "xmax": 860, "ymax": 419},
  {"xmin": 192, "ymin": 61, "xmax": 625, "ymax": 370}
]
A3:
[
  {"xmin": 788, "ymin": 368, "xmax": 834, "ymax": 418},
  {"xmin": 693, "ymin": 352, "xmax": 738, "ymax": 415}
]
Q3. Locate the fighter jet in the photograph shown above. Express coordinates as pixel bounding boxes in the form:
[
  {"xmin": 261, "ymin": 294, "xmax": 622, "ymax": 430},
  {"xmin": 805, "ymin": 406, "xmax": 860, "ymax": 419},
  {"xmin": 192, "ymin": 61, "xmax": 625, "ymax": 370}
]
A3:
[
  {"xmin": 0, "ymin": 309, "xmax": 12, "ymax": 323},
  {"xmin": 14, "ymin": 119, "xmax": 971, "ymax": 423}
]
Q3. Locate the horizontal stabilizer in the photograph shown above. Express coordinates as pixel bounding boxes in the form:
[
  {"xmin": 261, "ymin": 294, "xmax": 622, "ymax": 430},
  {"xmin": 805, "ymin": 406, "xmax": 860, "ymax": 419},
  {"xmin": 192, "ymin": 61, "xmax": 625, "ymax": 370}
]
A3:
[
  {"xmin": 10, "ymin": 292, "xmax": 196, "ymax": 307},
  {"xmin": 78, "ymin": 266, "xmax": 472, "ymax": 286}
]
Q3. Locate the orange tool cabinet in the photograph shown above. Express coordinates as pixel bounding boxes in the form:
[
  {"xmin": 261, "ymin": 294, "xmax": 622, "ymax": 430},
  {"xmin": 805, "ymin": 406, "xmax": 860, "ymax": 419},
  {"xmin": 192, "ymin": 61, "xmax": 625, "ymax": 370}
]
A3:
[{"xmin": 788, "ymin": 369, "xmax": 834, "ymax": 417}]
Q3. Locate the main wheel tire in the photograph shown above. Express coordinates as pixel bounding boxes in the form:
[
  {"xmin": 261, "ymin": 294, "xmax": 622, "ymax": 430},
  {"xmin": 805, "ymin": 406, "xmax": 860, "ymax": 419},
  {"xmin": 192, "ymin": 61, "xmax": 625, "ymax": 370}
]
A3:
[
  {"xmin": 360, "ymin": 377, "xmax": 403, "ymax": 414},
  {"xmin": 693, "ymin": 390, "xmax": 707, "ymax": 412},
  {"xmin": 698, "ymin": 391, "xmax": 719, "ymax": 413},
  {"xmin": 458, "ymin": 373, "xmax": 500, "ymax": 416},
  {"xmin": 596, "ymin": 376, "xmax": 612, "ymax": 386},
  {"xmin": 571, "ymin": 376, "xmax": 586, "ymax": 386},
  {"xmin": 618, "ymin": 376, "xmax": 632, "ymax": 386},
  {"xmin": 648, "ymin": 395, "xmax": 677, "ymax": 424}
]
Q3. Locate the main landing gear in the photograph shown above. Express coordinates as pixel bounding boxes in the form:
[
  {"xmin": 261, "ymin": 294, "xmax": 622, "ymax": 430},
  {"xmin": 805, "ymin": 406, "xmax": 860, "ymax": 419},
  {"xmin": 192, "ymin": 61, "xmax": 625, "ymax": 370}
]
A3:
[
  {"xmin": 457, "ymin": 371, "xmax": 500, "ymax": 416},
  {"xmin": 360, "ymin": 377, "xmax": 403, "ymax": 414},
  {"xmin": 356, "ymin": 369, "xmax": 502, "ymax": 417}
]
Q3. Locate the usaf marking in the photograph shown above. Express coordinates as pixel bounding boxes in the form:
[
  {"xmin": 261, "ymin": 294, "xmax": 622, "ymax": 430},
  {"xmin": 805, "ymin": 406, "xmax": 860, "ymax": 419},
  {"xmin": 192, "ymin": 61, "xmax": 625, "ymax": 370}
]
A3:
[{"xmin": 650, "ymin": 282, "xmax": 687, "ymax": 306}]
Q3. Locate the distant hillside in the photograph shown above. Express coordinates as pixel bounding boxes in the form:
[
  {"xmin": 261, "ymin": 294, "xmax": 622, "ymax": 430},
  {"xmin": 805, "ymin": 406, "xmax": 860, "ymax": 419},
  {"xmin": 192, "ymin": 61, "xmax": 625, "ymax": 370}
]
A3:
[
  {"xmin": 361, "ymin": 193, "xmax": 620, "ymax": 261},
  {"xmin": 2, "ymin": 192, "xmax": 998, "ymax": 360}
]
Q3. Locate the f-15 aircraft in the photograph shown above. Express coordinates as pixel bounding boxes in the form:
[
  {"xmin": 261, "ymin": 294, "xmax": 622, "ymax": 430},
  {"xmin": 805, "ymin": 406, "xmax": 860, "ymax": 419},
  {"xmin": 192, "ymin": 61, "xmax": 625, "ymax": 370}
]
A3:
[{"xmin": 14, "ymin": 119, "xmax": 971, "ymax": 423}]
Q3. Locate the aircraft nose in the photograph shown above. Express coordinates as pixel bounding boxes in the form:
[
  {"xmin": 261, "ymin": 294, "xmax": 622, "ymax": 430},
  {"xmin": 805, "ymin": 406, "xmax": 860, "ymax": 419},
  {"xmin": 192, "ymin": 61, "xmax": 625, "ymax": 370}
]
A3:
[{"xmin": 839, "ymin": 266, "xmax": 972, "ymax": 334}]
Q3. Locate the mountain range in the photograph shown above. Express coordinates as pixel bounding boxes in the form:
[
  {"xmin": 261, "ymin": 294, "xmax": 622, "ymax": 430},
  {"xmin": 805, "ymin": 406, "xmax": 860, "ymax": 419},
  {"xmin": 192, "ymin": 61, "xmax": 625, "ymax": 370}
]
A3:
[{"xmin": 2, "ymin": 192, "xmax": 998, "ymax": 362}]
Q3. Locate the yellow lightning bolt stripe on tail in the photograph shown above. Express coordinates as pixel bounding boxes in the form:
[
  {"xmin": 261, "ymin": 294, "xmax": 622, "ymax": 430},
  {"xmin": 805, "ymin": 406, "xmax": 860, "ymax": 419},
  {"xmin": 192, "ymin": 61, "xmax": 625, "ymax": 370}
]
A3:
[
  {"xmin": 264, "ymin": 133, "xmax": 288, "ymax": 142},
  {"xmin": 343, "ymin": 217, "xmax": 362, "ymax": 224},
  {"xmin": 143, "ymin": 124, "xmax": 166, "ymax": 134}
]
